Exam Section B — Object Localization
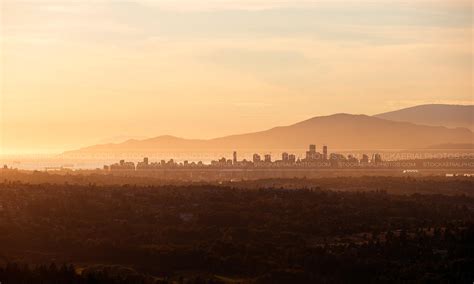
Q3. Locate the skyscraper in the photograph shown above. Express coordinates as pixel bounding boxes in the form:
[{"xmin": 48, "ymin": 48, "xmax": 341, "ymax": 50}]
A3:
[
  {"xmin": 253, "ymin": 154, "xmax": 261, "ymax": 163},
  {"xmin": 323, "ymin": 146, "xmax": 328, "ymax": 160},
  {"xmin": 306, "ymin": 144, "xmax": 317, "ymax": 161},
  {"xmin": 264, "ymin": 154, "xmax": 272, "ymax": 163},
  {"xmin": 289, "ymin": 154, "xmax": 296, "ymax": 163},
  {"xmin": 233, "ymin": 151, "xmax": 237, "ymax": 164}
]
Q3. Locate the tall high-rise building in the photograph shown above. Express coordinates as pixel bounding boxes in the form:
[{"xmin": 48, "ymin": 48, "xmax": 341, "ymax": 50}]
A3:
[
  {"xmin": 253, "ymin": 153, "xmax": 261, "ymax": 163},
  {"xmin": 233, "ymin": 151, "xmax": 237, "ymax": 164},
  {"xmin": 306, "ymin": 144, "xmax": 317, "ymax": 161},
  {"xmin": 282, "ymin": 152, "xmax": 289, "ymax": 162},
  {"xmin": 289, "ymin": 154, "xmax": 296, "ymax": 163},
  {"xmin": 264, "ymin": 154, "xmax": 272, "ymax": 163},
  {"xmin": 323, "ymin": 146, "xmax": 328, "ymax": 160},
  {"xmin": 143, "ymin": 157, "xmax": 149, "ymax": 165}
]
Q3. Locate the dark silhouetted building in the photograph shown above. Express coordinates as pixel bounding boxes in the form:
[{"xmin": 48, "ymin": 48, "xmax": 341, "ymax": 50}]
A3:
[
  {"xmin": 111, "ymin": 160, "xmax": 135, "ymax": 170},
  {"xmin": 306, "ymin": 144, "xmax": 321, "ymax": 161},
  {"xmin": 264, "ymin": 154, "xmax": 272, "ymax": 163},
  {"xmin": 372, "ymin": 153, "xmax": 382, "ymax": 164},
  {"xmin": 289, "ymin": 154, "xmax": 296, "ymax": 163},
  {"xmin": 347, "ymin": 155, "xmax": 358, "ymax": 163},
  {"xmin": 253, "ymin": 154, "xmax": 261, "ymax": 163},
  {"xmin": 361, "ymin": 154, "xmax": 369, "ymax": 164}
]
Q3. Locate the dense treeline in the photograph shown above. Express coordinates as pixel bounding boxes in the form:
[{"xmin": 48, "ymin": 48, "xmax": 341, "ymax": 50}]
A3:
[
  {"xmin": 0, "ymin": 263, "xmax": 166, "ymax": 284},
  {"xmin": 2, "ymin": 170, "xmax": 474, "ymax": 196},
  {"xmin": 0, "ymin": 179, "xmax": 473, "ymax": 283}
]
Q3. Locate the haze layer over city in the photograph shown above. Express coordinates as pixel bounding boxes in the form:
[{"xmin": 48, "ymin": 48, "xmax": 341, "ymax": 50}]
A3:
[{"xmin": 0, "ymin": 0, "xmax": 473, "ymax": 283}]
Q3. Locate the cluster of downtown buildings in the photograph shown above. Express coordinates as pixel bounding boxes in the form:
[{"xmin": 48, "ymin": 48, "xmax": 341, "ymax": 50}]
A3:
[{"xmin": 104, "ymin": 144, "xmax": 385, "ymax": 171}]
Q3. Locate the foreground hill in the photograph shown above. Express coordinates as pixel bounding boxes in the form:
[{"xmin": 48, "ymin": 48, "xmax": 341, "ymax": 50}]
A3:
[
  {"xmin": 64, "ymin": 114, "xmax": 474, "ymax": 154},
  {"xmin": 374, "ymin": 104, "xmax": 473, "ymax": 130},
  {"xmin": 1, "ymin": 179, "xmax": 473, "ymax": 282}
]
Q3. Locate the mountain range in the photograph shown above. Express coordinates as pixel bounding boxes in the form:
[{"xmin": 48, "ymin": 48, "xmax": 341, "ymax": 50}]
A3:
[
  {"xmin": 374, "ymin": 104, "xmax": 473, "ymax": 131},
  {"xmin": 64, "ymin": 104, "xmax": 473, "ymax": 155}
]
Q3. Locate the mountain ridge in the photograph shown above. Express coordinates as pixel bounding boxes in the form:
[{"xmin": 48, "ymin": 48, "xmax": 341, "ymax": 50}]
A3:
[
  {"xmin": 374, "ymin": 104, "xmax": 473, "ymax": 130},
  {"xmin": 64, "ymin": 112, "xmax": 474, "ymax": 155}
]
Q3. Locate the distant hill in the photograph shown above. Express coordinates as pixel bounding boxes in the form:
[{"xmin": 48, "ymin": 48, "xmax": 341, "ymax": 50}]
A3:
[
  {"xmin": 96, "ymin": 135, "xmax": 149, "ymax": 144},
  {"xmin": 374, "ymin": 104, "xmax": 473, "ymax": 130},
  {"xmin": 64, "ymin": 113, "xmax": 474, "ymax": 155}
]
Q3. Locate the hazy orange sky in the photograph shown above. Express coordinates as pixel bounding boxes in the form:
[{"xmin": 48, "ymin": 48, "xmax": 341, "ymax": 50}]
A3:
[{"xmin": 1, "ymin": 0, "xmax": 473, "ymax": 154}]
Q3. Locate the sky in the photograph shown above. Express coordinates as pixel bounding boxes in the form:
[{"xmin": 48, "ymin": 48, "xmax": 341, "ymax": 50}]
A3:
[{"xmin": 0, "ymin": 0, "xmax": 473, "ymax": 154}]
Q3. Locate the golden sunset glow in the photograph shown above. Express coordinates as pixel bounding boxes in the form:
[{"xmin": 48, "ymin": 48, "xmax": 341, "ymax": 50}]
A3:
[
  {"xmin": 1, "ymin": 2, "xmax": 474, "ymax": 282},
  {"xmin": 1, "ymin": 0, "xmax": 473, "ymax": 154}
]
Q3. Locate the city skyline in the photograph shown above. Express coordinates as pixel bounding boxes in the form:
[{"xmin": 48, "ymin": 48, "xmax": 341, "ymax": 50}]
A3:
[
  {"xmin": 101, "ymin": 144, "xmax": 473, "ymax": 172},
  {"xmin": 1, "ymin": 1, "xmax": 473, "ymax": 282}
]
